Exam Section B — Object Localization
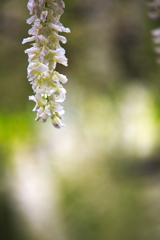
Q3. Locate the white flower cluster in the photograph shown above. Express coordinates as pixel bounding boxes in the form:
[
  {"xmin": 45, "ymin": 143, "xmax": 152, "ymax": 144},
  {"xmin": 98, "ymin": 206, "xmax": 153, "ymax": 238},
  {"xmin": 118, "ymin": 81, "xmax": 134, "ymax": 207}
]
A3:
[
  {"xmin": 22, "ymin": 0, "xmax": 70, "ymax": 128},
  {"xmin": 148, "ymin": 1, "xmax": 160, "ymax": 62}
]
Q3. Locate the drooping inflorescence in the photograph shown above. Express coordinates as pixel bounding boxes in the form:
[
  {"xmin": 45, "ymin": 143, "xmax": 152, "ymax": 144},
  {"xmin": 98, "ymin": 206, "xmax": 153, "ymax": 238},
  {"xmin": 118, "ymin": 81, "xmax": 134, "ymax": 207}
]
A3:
[
  {"xmin": 148, "ymin": 0, "xmax": 160, "ymax": 63},
  {"xmin": 22, "ymin": 0, "xmax": 70, "ymax": 128},
  {"xmin": 148, "ymin": 0, "xmax": 160, "ymax": 19}
]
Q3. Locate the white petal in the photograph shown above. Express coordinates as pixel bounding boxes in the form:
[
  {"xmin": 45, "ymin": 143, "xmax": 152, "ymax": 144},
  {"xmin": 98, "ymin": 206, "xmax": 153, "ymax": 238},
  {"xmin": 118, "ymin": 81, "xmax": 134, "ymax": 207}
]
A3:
[
  {"xmin": 45, "ymin": 105, "xmax": 52, "ymax": 116},
  {"xmin": 22, "ymin": 36, "xmax": 35, "ymax": 44},
  {"xmin": 61, "ymin": 26, "xmax": 71, "ymax": 33},
  {"xmin": 40, "ymin": 10, "xmax": 48, "ymax": 22},
  {"xmin": 57, "ymin": 110, "xmax": 65, "ymax": 119},
  {"xmin": 53, "ymin": 32, "xmax": 67, "ymax": 43},
  {"xmin": 25, "ymin": 47, "xmax": 39, "ymax": 54},
  {"xmin": 57, "ymin": 73, "xmax": 68, "ymax": 83},
  {"xmin": 29, "ymin": 95, "xmax": 36, "ymax": 101},
  {"xmin": 152, "ymin": 29, "xmax": 160, "ymax": 37},
  {"xmin": 26, "ymin": 15, "xmax": 37, "ymax": 24},
  {"xmin": 27, "ymin": 0, "xmax": 35, "ymax": 14},
  {"xmin": 54, "ymin": 56, "xmax": 68, "ymax": 66},
  {"xmin": 48, "ymin": 22, "xmax": 62, "ymax": 31},
  {"xmin": 40, "ymin": 113, "xmax": 48, "ymax": 122},
  {"xmin": 35, "ymin": 63, "xmax": 48, "ymax": 72},
  {"xmin": 52, "ymin": 116, "xmax": 65, "ymax": 128},
  {"xmin": 56, "ymin": 0, "xmax": 65, "ymax": 8},
  {"xmin": 51, "ymin": 102, "xmax": 63, "ymax": 112},
  {"xmin": 38, "ymin": 35, "xmax": 48, "ymax": 44}
]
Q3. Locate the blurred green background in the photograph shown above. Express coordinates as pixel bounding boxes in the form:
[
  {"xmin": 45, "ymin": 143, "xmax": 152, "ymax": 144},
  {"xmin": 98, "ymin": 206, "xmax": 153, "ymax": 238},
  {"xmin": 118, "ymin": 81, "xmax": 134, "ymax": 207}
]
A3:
[{"xmin": 0, "ymin": 0, "xmax": 160, "ymax": 239}]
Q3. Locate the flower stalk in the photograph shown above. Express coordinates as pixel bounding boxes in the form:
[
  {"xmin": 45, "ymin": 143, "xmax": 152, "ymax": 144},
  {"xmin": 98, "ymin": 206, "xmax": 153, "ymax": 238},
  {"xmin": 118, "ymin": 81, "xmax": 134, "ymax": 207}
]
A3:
[{"xmin": 22, "ymin": 0, "xmax": 70, "ymax": 128}]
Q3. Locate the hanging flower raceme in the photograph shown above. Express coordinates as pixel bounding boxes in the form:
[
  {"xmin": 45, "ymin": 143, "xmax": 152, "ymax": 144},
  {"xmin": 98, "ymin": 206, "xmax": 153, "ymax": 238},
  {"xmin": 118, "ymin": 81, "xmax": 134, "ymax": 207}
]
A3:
[
  {"xmin": 148, "ymin": 0, "xmax": 160, "ymax": 63},
  {"xmin": 22, "ymin": 0, "xmax": 70, "ymax": 128},
  {"xmin": 148, "ymin": 0, "xmax": 160, "ymax": 19}
]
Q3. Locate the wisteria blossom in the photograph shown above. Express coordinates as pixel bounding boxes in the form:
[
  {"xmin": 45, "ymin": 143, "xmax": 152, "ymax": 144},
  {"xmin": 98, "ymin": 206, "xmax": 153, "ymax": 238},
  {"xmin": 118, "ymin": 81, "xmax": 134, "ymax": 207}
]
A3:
[
  {"xmin": 22, "ymin": 0, "xmax": 70, "ymax": 128},
  {"xmin": 148, "ymin": 0, "xmax": 160, "ymax": 63}
]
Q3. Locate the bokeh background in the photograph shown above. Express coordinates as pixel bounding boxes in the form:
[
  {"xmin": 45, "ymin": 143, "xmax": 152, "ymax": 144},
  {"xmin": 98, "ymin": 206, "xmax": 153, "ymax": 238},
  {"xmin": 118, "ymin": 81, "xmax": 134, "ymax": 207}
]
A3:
[{"xmin": 0, "ymin": 0, "xmax": 160, "ymax": 239}]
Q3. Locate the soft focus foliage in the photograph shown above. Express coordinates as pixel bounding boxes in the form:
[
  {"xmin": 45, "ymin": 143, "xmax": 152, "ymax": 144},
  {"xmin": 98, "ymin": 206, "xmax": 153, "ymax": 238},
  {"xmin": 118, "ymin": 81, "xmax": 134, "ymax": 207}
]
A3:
[{"xmin": 0, "ymin": 0, "xmax": 160, "ymax": 240}]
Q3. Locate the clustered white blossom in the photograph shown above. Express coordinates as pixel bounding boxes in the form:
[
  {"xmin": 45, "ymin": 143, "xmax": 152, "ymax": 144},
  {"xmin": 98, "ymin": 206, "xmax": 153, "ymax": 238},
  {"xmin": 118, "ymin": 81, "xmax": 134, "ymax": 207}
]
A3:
[
  {"xmin": 22, "ymin": 0, "xmax": 70, "ymax": 128},
  {"xmin": 148, "ymin": 0, "xmax": 160, "ymax": 63}
]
